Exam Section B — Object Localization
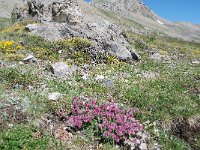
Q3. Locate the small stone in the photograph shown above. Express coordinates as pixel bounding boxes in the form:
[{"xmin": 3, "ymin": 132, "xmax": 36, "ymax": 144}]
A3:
[
  {"xmin": 58, "ymin": 50, "xmax": 62, "ymax": 54},
  {"xmin": 19, "ymin": 61, "xmax": 24, "ymax": 65},
  {"xmin": 8, "ymin": 123, "xmax": 14, "ymax": 128},
  {"xmin": 192, "ymin": 60, "xmax": 200, "ymax": 64},
  {"xmin": 115, "ymin": 145, "xmax": 120, "ymax": 149},
  {"xmin": 102, "ymin": 79, "xmax": 115, "ymax": 88},
  {"xmin": 28, "ymin": 85, "xmax": 34, "ymax": 90},
  {"xmin": 82, "ymin": 64, "xmax": 90, "ymax": 70},
  {"xmin": 25, "ymin": 24, "xmax": 38, "ymax": 32},
  {"xmin": 95, "ymin": 75, "xmax": 105, "ymax": 81},
  {"xmin": 23, "ymin": 54, "xmax": 37, "ymax": 62},
  {"xmin": 19, "ymin": 41, "xmax": 25, "ymax": 46},
  {"xmin": 48, "ymin": 92, "xmax": 61, "ymax": 101},
  {"xmin": 82, "ymin": 73, "xmax": 89, "ymax": 80},
  {"xmin": 14, "ymin": 83, "xmax": 22, "ymax": 89},
  {"xmin": 150, "ymin": 53, "xmax": 162, "ymax": 61},
  {"xmin": 139, "ymin": 143, "xmax": 147, "ymax": 150},
  {"xmin": 108, "ymin": 42, "xmax": 132, "ymax": 60},
  {"xmin": 153, "ymin": 143, "xmax": 161, "ymax": 150}
]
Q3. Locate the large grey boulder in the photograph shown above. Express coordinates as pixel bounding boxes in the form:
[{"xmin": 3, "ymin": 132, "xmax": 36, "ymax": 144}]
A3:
[{"xmin": 12, "ymin": 0, "xmax": 139, "ymax": 60}]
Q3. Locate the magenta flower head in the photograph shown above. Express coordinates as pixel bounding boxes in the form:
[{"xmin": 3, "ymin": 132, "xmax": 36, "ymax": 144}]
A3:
[{"xmin": 91, "ymin": 99, "xmax": 96, "ymax": 106}]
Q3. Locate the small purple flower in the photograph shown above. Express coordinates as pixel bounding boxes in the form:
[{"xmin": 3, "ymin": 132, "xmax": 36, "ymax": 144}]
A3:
[
  {"xmin": 93, "ymin": 107, "xmax": 101, "ymax": 116},
  {"xmin": 108, "ymin": 123, "xmax": 116, "ymax": 132},
  {"xmin": 103, "ymin": 131, "xmax": 110, "ymax": 137},
  {"xmin": 91, "ymin": 99, "xmax": 96, "ymax": 106},
  {"xmin": 115, "ymin": 136, "xmax": 120, "ymax": 143}
]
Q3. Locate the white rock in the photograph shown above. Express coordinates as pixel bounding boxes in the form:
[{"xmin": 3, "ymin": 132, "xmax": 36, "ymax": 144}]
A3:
[
  {"xmin": 58, "ymin": 50, "xmax": 62, "ymax": 54},
  {"xmin": 82, "ymin": 74, "xmax": 89, "ymax": 80},
  {"xmin": 192, "ymin": 60, "xmax": 200, "ymax": 64},
  {"xmin": 25, "ymin": 24, "xmax": 38, "ymax": 32},
  {"xmin": 8, "ymin": 123, "xmax": 14, "ymax": 128},
  {"xmin": 95, "ymin": 75, "xmax": 105, "ymax": 81},
  {"xmin": 139, "ymin": 143, "xmax": 148, "ymax": 150},
  {"xmin": 48, "ymin": 92, "xmax": 61, "ymax": 101},
  {"xmin": 0, "ymin": 60, "xmax": 4, "ymax": 65},
  {"xmin": 153, "ymin": 143, "xmax": 161, "ymax": 150},
  {"xmin": 19, "ymin": 61, "xmax": 24, "ymax": 65},
  {"xmin": 150, "ymin": 53, "xmax": 162, "ymax": 61},
  {"xmin": 23, "ymin": 54, "xmax": 37, "ymax": 62}
]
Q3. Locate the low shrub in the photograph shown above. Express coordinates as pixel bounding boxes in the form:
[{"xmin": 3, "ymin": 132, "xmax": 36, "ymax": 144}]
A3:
[
  {"xmin": 0, "ymin": 68, "xmax": 39, "ymax": 87},
  {"xmin": 0, "ymin": 41, "xmax": 25, "ymax": 61},
  {"xmin": 0, "ymin": 125, "xmax": 54, "ymax": 150},
  {"xmin": 69, "ymin": 97, "xmax": 143, "ymax": 144}
]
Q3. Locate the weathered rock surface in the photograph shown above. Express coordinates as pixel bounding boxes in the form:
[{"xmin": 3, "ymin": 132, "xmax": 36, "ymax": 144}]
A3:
[
  {"xmin": 12, "ymin": 0, "xmax": 83, "ymax": 24},
  {"xmin": 11, "ymin": 0, "xmax": 138, "ymax": 60}
]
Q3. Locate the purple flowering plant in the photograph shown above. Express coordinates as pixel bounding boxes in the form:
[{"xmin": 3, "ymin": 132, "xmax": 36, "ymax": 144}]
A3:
[{"xmin": 69, "ymin": 96, "xmax": 143, "ymax": 144}]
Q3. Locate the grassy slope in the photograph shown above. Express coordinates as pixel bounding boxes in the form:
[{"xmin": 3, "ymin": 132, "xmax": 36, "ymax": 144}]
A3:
[{"xmin": 0, "ymin": 19, "xmax": 199, "ymax": 149}]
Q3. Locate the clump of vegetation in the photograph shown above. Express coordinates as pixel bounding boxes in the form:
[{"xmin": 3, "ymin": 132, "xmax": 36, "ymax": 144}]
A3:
[
  {"xmin": 0, "ymin": 67, "xmax": 39, "ymax": 87},
  {"xmin": 65, "ymin": 37, "xmax": 92, "ymax": 50},
  {"xmin": 69, "ymin": 96, "xmax": 143, "ymax": 144},
  {"xmin": 104, "ymin": 54, "xmax": 122, "ymax": 64},
  {"xmin": 23, "ymin": 36, "xmax": 93, "ymax": 62},
  {"xmin": 159, "ymin": 132, "xmax": 191, "ymax": 150},
  {"xmin": 0, "ymin": 41, "xmax": 25, "ymax": 61},
  {"xmin": 0, "ymin": 125, "xmax": 55, "ymax": 150},
  {"xmin": 0, "ymin": 23, "xmax": 24, "ymax": 33}
]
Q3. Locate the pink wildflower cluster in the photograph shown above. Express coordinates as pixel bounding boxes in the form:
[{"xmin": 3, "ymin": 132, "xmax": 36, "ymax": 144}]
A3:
[{"xmin": 69, "ymin": 96, "xmax": 143, "ymax": 143}]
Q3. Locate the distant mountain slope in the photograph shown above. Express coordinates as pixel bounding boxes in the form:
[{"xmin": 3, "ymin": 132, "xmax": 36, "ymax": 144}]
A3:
[
  {"xmin": 92, "ymin": 0, "xmax": 200, "ymax": 42},
  {"xmin": 92, "ymin": 0, "xmax": 157, "ymax": 19}
]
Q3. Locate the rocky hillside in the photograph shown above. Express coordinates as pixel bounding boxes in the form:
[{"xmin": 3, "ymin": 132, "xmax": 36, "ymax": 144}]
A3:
[
  {"xmin": 1, "ymin": 0, "xmax": 200, "ymax": 43},
  {"xmin": 0, "ymin": 0, "xmax": 200, "ymax": 150},
  {"xmin": 92, "ymin": 0, "xmax": 200, "ymax": 42}
]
